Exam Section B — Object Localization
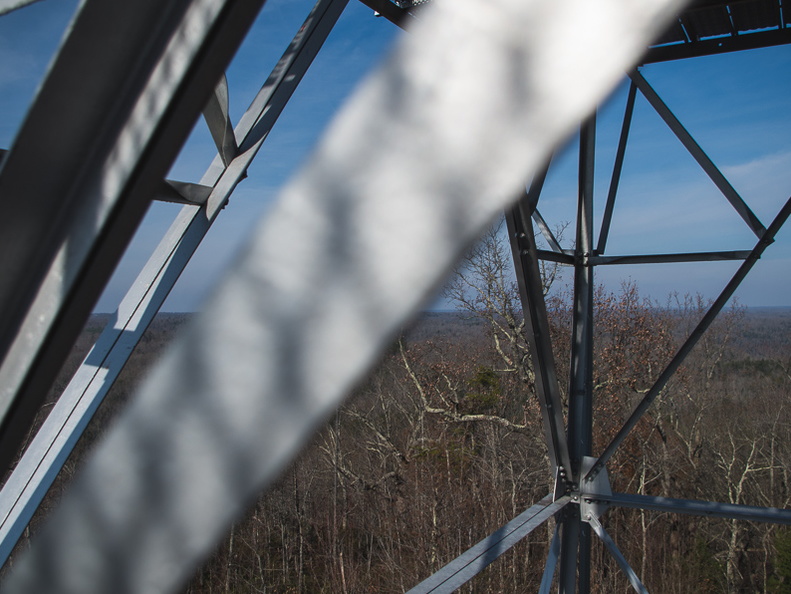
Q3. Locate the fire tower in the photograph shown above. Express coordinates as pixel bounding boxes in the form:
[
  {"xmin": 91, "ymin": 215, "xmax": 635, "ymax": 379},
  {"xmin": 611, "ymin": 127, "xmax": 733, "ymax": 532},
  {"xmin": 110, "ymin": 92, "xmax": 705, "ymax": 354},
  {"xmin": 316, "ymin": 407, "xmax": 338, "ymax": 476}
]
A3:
[{"xmin": 0, "ymin": 0, "xmax": 789, "ymax": 592}]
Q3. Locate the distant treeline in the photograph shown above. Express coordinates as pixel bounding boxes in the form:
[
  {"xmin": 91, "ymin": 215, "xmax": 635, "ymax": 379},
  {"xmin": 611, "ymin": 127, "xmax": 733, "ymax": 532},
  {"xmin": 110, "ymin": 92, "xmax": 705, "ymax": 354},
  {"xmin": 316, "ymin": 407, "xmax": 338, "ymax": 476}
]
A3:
[{"xmin": 5, "ymin": 293, "xmax": 791, "ymax": 593}]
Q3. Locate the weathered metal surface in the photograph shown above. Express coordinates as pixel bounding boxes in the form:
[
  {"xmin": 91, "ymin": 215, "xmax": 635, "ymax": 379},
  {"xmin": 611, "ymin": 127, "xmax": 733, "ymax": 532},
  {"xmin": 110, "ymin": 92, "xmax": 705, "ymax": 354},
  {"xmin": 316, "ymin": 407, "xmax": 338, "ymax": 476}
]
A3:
[
  {"xmin": 0, "ymin": 0, "xmax": 269, "ymax": 474},
  {"xmin": 588, "ymin": 195, "xmax": 791, "ymax": 482},
  {"xmin": 507, "ymin": 188, "xmax": 572, "ymax": 479},
  {"xmin": 407, "ymin": 495, "xmax": 569, "ymax": 594},
  {"xmin": 595, "ymin": 492, "xmax": 791, "ymax": 525},
  {"xmin": 0, "ymin": 0, "xmax": 349, "ymax": 568},
  {"xmin": 0, "ymin": 0, "xmax": 688, "ymax": 590},
  {"xmin": 589, "ymin": 515, "xmax": 650, "ymax": 594}
]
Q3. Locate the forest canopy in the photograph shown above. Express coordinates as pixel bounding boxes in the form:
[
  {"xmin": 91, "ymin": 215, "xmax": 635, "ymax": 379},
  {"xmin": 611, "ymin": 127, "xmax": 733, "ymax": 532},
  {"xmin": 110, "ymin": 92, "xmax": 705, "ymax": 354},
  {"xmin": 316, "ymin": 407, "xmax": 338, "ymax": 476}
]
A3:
[{"xmin": 8, "ymin": 226, "xmax": 791, "ymax": 593}]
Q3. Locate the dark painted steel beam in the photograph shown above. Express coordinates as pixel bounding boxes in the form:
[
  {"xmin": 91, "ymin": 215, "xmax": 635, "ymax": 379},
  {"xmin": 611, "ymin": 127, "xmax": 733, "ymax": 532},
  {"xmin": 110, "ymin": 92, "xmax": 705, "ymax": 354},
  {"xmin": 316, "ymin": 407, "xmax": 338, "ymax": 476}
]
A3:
[
  {"xmin": 558, "ymin": 116, "xmax": 598, "ymax": 594},
  {"xmin": 588, "ymin": 515, "xmax": 649, "ymax": 594},
  {"xmin": 632, "ymin": 69, "xmax": 765, "ymax": 238},
  {"xmin": 558, "ymin": 508, "xmax": 581, "ymax": 594},
  {"xmin": 356, "ymin": 0, "xmax": 415, "ymax": 27},
  {"xmin": 525, "ymin": 156, "xmax": 567, "ymax": 255},
  {"xmin": 524, "ymin": 156, "xmax": 552, "ymax": 212},
  {"xmin": 587, "ymin": 195, "xmax": 791, "ymax": 482},
  {"xmin": 642, "ymin": 27, "xmax": 791, "ymax": 64},
  {"xmin": 593, "ymin": 492, "xmax": 791, "ymax": 525},
  {"xmin": 534, "ymin": 249, "xmax": 575, "ymax": 265},
  {"xmin": 568, "ymin": 115, "xmax": 597, "ymax": 594},
  {"xmin": 589, "ymin": 250, "xmax": 751, "ymax": 265},
  {"xmin": 538, "ymin": 524, "xmax": 561, "ymax": 594},
  {"xmin": 597, "ymin": 81, "xmax": 636, "ymax": 255},
  {"xmin": 568, "ymin": 117, "xmax": 596, "ymax": 472},
  {"xmin": 407, "ymin": 495, "xmax": 569, "ymax": 594},
  {"xmin": 533, "ymin": 209, "xmax": 566, "ymax": 253},
  {"xmin": 506, "ymin": 187, "xmax": 572, "ymax": 479}
]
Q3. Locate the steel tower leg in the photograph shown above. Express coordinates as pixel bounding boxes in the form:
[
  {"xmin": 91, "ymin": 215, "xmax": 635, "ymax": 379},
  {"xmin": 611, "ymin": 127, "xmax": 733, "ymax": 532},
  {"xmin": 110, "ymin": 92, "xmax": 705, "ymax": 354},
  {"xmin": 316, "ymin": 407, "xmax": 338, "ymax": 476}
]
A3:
[
  {"xmin": 559, "ymin": 115, "xmax": 596, "ymax": 593},
  {"xmin": 407, "ymin": 44, "xmax": 791, "ymax": 594}
]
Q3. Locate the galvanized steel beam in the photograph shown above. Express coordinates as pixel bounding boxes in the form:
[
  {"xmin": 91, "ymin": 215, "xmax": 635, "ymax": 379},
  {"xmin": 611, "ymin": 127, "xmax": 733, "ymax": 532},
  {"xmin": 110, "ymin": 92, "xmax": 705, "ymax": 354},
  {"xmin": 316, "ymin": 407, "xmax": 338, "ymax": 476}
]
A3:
[
  {"xmin": 407, "ymin": 495, "xmax": 569, "ymax": 594},
  {"xmin": 0, "ymin": 0, "xmax": 349, "ymax": 568},
  {"xmin": 0, "ymin": 0, "xmax": 689, "ymax": 589},
  {"xmin": 0, "ymin": 0, "xmax": 269, "ymax": 474},
  {"xmin": 157, "ymin": 180, "xmax": 214, "ymax": 205},
  {"xmin": 202, "ymin": 75, "xmax": 238, "ymax": 166}
]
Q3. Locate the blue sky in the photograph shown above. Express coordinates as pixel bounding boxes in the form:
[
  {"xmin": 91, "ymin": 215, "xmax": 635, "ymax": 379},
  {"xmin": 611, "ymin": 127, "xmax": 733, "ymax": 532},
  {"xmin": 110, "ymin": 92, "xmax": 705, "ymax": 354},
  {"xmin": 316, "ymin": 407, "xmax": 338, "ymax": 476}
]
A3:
[
  {"xmin": 537, "ymin": 44, "xmax": 791, "ymax": 308},
  {"xmin": 1, "ymin": 1, "xmax": 790, "ymax": 311}
]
